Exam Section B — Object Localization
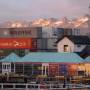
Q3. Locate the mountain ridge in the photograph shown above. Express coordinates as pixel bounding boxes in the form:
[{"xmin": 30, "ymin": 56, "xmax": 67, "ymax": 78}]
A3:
[{"xmin": 0, "ymin": 15, "xmax": 90, "ymax": 28}]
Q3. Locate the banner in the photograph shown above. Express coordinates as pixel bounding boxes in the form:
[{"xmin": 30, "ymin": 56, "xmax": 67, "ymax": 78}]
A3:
[{"xmin": 0, "ymin": 38, "xmax": 32, "ymax": 49}]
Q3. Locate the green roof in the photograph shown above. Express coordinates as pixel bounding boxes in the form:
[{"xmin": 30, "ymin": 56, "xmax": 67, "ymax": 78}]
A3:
[
  {"xmin": 0, "ymin": 52, "xmax": 83, "ymax": 63},
  {"xmin": 85, "ymin": 56, "xmax": 90, "ymax": 62},
  {"xmin": 0, "ymin": 53, "xmax": 20, "ymax": 62}
]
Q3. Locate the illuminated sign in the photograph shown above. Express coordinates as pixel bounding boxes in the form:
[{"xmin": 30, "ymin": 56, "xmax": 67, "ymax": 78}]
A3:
[{"xmin": 0, "ymin": 38, "xmax": 32, "ymax": 49}]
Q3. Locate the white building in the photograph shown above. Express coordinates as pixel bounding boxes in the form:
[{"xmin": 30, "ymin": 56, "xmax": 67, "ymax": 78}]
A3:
[{"xmin": 57, "ymin": 36, "xmax": 90, "ymax": 53}]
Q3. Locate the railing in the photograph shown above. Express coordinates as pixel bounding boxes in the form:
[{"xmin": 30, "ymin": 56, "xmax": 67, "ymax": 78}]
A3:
[{"xmin": 0, "ymin": 83, "xmax": 89, "ymax": 90}]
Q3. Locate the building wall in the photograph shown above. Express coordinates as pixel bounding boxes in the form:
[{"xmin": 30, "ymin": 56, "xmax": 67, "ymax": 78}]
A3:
[
  {"xmin": 42, "ymin": 27, "xmax": 79, "ymax": 38},
  {"xmin": 57, "ymin": 28, "xmax": 80, "ymax": 37},
  {"xmin": 42, "ymin": 27, "xmax": 82, "ymax": 52},
  {"xmin": 0, "ymin": 28, "xmax": 10, "ymax": 37},
  {"xmin": 47, "ymin": 38, "xmax": 57, "ymax": 50},
  {"xmin": 0, "ymin": 27, "xmax": 42, "ymax": 38},
  {"xmin": 57, "ymin": 37, "xmax": 74, "ymax": 52},
  {"xmin": 72, "ymin": 28, "xmax": 80, "ymax": 36},
  {"xmin": 42, "ymin": 27, "xmax": 57, "ymax": 38},
  {"xmin": 36, "ymin": 38, "xmax": 47, "ymax": 51},
  {"xmin": 79, "ymin": 28, "xmax": 90, "ymax": 36}
]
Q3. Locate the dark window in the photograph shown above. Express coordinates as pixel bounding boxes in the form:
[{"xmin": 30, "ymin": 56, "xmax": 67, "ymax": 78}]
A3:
[
  {"xmin": 3, "ymin": 65, "xmax": 6, "ymax": 69},
  {"xmin": 11, "ymin": 63, "xmax": 14, "ymax": 72},
  {"xmin": 64, "ymin": 45, "xmax": 68, "ymax": 52},
  {"xmin": 7, "ymin": 65, "xmax": 10, "ymax": 69},
  {"xmin": 24, "ymin": 64, "xmax": 32, "ymax": 76},
  {"xmin": 15, "ymin": 64, "xmax": 23, "ymax": 74}
]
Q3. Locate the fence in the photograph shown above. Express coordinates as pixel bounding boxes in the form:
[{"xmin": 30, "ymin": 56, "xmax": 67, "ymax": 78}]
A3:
[{"xmin": 0, "ymin": 83, "xmax": 89, "ymax": 90}]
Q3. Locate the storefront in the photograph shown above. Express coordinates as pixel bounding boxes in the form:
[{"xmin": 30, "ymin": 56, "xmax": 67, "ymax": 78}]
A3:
[{"xmin": 0, "ymin": 52, "xmax": 84, "ymax": 77}]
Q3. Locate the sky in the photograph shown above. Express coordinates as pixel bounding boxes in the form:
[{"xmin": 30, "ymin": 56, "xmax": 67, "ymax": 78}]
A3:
[{"xmin": 0, "ymin": 0, "xmax": 90, "ymax": 21}]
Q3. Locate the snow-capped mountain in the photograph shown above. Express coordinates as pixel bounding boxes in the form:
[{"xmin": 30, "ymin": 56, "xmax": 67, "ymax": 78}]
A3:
[
  {"xmin": 0, "ymin": 21, "xmax": 29, "ymax": 28},
  {"xmin": 72, "ymin": 15, "xmax": 90, "ymax": 28},
  {"xmin": 30, "ymin": 18, "xmax": 57, "ymax": 27},
  {"xmin": 30, "ymin": 15, "xmax": 90, "ymax": 28},
  {"xmin": 0, "ymin": 15, "xmax": 90, "ymax": 28}
]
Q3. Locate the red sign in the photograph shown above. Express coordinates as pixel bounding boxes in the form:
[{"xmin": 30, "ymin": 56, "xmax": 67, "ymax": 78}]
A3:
[{"xmin": 0, "ymin": 38, "xmax": 33, "ymax": 49}]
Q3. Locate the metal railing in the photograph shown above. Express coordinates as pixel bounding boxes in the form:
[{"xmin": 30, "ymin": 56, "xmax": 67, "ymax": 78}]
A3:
[{"xmin": 0, "ymin": 83, "xmax": 89, "ymax": 90}]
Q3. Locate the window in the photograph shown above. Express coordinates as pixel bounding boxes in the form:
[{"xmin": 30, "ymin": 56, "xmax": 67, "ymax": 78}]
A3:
[
  {"xmin": 7, "ymin": 65, "xmax": 10, "ymax": 69},
  {"xmin": 15, "ymin": 64, "xmax": 23, "ymax": 74},
  {"xmin": 24, "ymin": 64, "xmax": 32, "ymax": 75},
  {"xmin": 64, "ymin": 45, "xmax": 69, "ymax": 52},
  {"xmin": 3, "ymin": 64, "xmax": 10, "ymax": 69},
  {"xmin": 3, "ymin": 65, "xmax": 6, "ymax": 69}
]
